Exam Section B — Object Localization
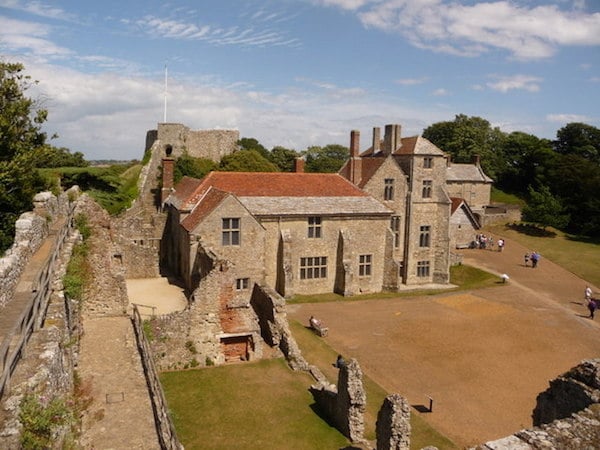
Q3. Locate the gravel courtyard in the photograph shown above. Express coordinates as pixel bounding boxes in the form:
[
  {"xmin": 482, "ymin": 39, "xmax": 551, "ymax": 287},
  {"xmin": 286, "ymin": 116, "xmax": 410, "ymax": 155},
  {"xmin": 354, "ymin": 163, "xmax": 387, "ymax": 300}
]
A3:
[{"xmin": 287, "ymin": 236, "xmax": 600, "ymax": 448}]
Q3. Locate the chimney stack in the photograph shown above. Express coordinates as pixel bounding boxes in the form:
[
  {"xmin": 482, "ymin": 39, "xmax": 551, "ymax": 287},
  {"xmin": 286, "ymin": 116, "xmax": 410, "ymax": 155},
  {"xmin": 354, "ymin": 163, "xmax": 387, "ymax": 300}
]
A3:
[
  {"xmin": 161, "ymin": 157, "xmax": 175, "ymax": 204},
  {"xmin": 350, "ymin": 130, "xmax": 360, "ymax": 157},
  {"xmin": 472, "ymin": 154, "xmax": 481, "ymax": 165},
  {"xmin": 349, "ymin": 130, "xmax": 362, "ymax": 185},
  {"xmin": 372, "ymin": 127, "xmax": 381, "ymax": 154},
  {"xmin": 383, "ymin": 124, "xmax": 401, "ymax": 155},
  {"xmin": 294, "ymin": 157, "xmax": 305, "ymax": 173}
]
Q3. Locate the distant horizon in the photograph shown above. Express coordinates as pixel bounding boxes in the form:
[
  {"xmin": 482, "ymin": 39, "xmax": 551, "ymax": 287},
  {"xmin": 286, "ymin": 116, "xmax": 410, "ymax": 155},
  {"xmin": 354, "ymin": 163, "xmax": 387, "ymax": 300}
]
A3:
[{"xmin": 2, "ymin": 0, "xmax": 599, "ymax": 160}]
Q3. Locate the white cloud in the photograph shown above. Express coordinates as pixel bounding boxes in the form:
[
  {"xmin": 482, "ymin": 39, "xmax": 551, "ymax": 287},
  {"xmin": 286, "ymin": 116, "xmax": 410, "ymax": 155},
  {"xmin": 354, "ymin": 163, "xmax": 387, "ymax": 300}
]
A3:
[
  {"xmin": 0, "ymin": 16, "xmax": 73, "ymax": 58},
  {"xmin": 431, "ymin": 88, "xmax": 449, "ymax": 96},
  {"xmin": 133, "ymin": 15, "xmax": 300, "ymax": 48},
  {"xmin": 328, "ymin": 0, "xmax": 600, "ymax": 59},
  {"xmin": 395, "ymin": 77, "xmax": 428, "ymax": 85},
  {"xmin": 546, "ymin": 113, "xmax": 592, "ymax": 123},
  {"xmin": 486, "ymin": 74, "xmax": 543, "ymax": 92},
  {"xmin": 0, "ymin": 0, "xmax": 76, "ymax": 21}
]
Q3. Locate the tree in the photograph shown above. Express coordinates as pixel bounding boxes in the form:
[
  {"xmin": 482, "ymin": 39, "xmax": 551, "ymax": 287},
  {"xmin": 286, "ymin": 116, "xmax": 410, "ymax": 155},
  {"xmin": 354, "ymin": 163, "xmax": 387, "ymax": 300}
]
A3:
[
  {"xmin": 238, "ymin": 137, "xmax": 270, "ymax": 160},
  {"xmin": 32, "ymin": 145, "xmax": 88, "ymax": 168},
  {"xmin": 554, "ymin": 122, "xmax": 600, "ymax": 164},
  {"xmin": 269, "ymin": 146, "xmax": 299, "ymax": 172},
  {"xmin": 422, "ymin": 114, "xmax": 507, "ymax": 179},
  {"xmin": 497, "ymin": 132, "xmax": 555, "ymax": 195},
  {"xmin": 521, "ymin": 185, "xmax": 570, "ymax": 231},
  {"xmin": 219, "ymin": 150, "xmax": 278, "ymax": 172},
  {"xmin": 0, "ymin": 62, "xmax": 49, "ymax": 252},
  {"xmin": 303, "ymin": 144, "xmax": 348, "ymax": 173},
  {"xmin": 174, "ymin": 153, "xmax": 217, "ymax": 182}
]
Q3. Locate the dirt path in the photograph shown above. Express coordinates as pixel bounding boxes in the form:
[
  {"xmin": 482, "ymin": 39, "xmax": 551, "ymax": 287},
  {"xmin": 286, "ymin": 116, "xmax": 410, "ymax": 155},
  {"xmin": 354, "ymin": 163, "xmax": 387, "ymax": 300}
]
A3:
[
  {"xmin": 287, "ymin": 235, "xmax": 600, "ymax": 448},
  {"xmin": 78, "ymin": 316, "xmax": 160, "ymax": 450}
]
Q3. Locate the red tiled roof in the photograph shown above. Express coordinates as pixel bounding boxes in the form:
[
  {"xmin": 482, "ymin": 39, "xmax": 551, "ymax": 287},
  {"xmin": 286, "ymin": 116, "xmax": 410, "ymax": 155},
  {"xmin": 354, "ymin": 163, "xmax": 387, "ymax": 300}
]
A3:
[
  {"xmin": 181, "ymin": 188, "xmax": 231, "ymax": 232},
  {"xmin": 176, "ymin": 172, "xmax": 368, "ymax": 208},
  {"xmin": 450, "ymin": 197, "xmax": 465, "ymax": 214}
]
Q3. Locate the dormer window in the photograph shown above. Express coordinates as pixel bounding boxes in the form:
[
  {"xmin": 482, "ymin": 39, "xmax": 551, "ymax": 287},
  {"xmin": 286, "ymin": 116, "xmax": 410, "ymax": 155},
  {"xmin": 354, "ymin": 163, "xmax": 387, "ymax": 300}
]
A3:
[{"xmin": 384, "ymin": 178, "xmax": 394, "ymax": 200}]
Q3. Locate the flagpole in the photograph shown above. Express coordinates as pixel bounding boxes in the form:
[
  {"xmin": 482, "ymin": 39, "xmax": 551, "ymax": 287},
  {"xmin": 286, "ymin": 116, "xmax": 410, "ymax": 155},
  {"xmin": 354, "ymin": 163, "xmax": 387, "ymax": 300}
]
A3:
[{"xmin": 163, "ymin": 64, "xmax": 168, "ymax": 123}]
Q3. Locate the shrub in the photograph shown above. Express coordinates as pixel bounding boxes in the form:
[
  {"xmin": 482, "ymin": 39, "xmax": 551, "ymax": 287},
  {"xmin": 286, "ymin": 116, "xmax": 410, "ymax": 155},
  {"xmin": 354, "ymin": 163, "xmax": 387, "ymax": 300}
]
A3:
[{"xmin": 19, "ymin": 394, "xmax": 72, "ymax": 450}]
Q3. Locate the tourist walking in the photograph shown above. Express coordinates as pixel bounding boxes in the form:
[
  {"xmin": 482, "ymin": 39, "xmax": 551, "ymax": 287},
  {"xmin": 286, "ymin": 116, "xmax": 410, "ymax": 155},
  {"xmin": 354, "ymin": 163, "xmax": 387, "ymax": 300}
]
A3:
[
  {"xmin": 531, "ymin": 251, "xmax": 539, "ymax": 268},
  {"xmin": 497, "ymin": 239, "xmax": 504, "ymax": 252},
  {"xmin": 588, "ymin": 298, "xmax": 597, "ymax": 320},
  {"xmin": 585, "ymin": 286, "xmax": 593, "ymax": 301},
  {"xmin": 524, "ymin": 253, "xmax": 530, "ymax": 267}
]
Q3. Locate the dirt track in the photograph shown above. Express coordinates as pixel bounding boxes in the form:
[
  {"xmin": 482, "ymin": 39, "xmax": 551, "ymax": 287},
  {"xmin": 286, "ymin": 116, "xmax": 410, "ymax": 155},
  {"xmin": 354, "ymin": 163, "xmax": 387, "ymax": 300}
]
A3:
[{"xmin": 287, "ymin": 235, "xmax": 600, "ymax": 448}]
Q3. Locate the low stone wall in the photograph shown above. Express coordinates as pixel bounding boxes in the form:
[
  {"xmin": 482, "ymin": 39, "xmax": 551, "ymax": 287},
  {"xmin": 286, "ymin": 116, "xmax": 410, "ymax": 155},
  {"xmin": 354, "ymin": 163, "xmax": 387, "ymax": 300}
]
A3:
[
  {"xmin": 0, "ymin": 190, "xmax": 76, "ymax": 307},
  {"xmin": 0, "ymin": 215, "xmax": 79, "ymax": 448}
]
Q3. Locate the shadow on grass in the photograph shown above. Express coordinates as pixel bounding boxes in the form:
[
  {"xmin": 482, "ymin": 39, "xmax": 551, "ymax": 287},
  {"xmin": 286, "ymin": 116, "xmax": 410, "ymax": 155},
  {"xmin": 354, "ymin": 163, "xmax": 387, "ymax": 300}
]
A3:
[{"xmin": 507, "ymin": 223, "xmax": 557, "ymax": 238}]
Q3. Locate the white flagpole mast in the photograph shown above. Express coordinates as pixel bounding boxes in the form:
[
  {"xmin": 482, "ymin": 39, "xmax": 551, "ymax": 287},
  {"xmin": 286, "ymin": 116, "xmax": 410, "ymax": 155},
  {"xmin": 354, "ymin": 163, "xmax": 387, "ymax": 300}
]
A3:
[{"xmin": 163, "ymin": 64, "xmax": 168, "ymax": 122}]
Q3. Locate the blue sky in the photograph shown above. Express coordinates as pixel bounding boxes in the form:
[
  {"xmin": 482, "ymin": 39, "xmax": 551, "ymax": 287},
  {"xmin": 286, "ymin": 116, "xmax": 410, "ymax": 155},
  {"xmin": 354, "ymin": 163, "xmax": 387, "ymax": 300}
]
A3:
[{"xmin": 1, "ymin": 0, "xmax": 599, "ymax": 160}]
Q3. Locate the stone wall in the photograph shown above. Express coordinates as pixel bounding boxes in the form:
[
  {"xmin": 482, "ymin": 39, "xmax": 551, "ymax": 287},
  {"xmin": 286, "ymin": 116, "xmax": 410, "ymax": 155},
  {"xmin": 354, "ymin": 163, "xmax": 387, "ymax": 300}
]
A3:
[
  {"xmin": 376, "ymin": 394, "xmax": 411, "ymax": 450},
  {"xmin": 474, "ymin": 359, "xmax": 600, "ymax": 449},
  {"xmin": 0, "ymin": 189, "xmax": 76, "ymax": 307},
  {"xmin": 156, "ymin": 123, "xmax": 239, "ymax": 162},
  {"xmin": 309, "ymin": 358, "xmax": 367, "ymax": 444},
  {"xmin": 0, "ymin": 212, "xmax": 80, "ymax": 448}
]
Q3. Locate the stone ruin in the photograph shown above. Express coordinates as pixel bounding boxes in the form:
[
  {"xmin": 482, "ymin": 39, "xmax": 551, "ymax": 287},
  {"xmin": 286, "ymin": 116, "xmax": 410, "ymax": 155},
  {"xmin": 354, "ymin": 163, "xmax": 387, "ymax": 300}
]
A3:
[
  {"xmin": 474, "ymin": 358, "xmax": 600, "ymax": 449},
  {"xmin": 376, "ymin": 394, "xmax": 411, "ymax": 450},
  {"xmin": 309, "ymin": 358, "xmax": 367, "ymax": 443}
]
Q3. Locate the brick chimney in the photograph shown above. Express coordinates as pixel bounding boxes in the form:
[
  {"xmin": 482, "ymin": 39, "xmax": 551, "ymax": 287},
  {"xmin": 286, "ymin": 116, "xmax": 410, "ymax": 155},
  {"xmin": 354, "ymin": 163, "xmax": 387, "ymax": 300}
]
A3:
[
  {"xmin": 472, "ymin": 154, "xmax": 481, "ymax": 165},
  {"xmin": 372, "ymin": 127, "xmax": 381, "ymax": 154},
  {"xmin": 161, "ymin": 157, "xmax": 175, "ymax": 204},
  {"xmin": 294, "ymin": 157, "xmax": 305, "ymax": 173},
  {"xmin": 349, "ymin": 130, "xmax": 362, "ymax": 185},
  {"xmin": 383, "ymin": 124, "xmax": 401, "ymax": 155}
]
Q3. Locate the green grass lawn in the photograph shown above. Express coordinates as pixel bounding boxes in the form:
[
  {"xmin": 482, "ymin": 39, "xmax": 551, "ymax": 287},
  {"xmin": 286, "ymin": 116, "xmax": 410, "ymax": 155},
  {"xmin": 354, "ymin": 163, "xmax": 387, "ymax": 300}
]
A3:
[{"xmin": 160, "ymin": 359, "xmax": 348, "ymax": 450}]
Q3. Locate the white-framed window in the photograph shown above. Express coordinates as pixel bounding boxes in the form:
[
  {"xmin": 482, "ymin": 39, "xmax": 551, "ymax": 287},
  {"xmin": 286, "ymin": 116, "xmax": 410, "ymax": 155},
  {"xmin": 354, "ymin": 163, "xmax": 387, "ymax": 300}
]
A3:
[
  {"xmin": 222, "ymin": 218, "xmax": 240, "ymax": 246},
  {"xmin": 423, "ymin": 157, "xmax": 433, "ymax": 168},
  {"xmin": 384, "ymin": 178, "xmax": 394, "ymax": 200},
  {"xmin": 419, "ymin": 225, "xmax": 431, "ymax": 247},
  {"xmin": 359, "ymin": 254, "xmax": 372, "ymax": 277},
  {"xmin": 391, "ymin": 216, "xmax": 401, "ymax": 248},
  {"xmin": 422, "ymin": 180, "xmax": 432, "ymax": 198},
  {"xmin": 300, "ymin": 256, "xmax": 327, "ymax": 279},
  {"xmin": 417, "ymin": 260, "xmax": 430, "ymax": 277},
  {"xmin": 236, "ymin": 278, "xmax": 249, "ymax": 290},
  {"xmin": 308, "ymin": 216, "xmax": 322, "ymax": 238}
]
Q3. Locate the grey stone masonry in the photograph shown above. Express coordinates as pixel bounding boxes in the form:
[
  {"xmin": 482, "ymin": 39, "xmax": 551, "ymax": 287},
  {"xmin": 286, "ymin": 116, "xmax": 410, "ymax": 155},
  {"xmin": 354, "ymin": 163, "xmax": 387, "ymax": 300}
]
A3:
[{"xmin": 376, "ymin": 394, "xmax": 411, "ymax": 450}]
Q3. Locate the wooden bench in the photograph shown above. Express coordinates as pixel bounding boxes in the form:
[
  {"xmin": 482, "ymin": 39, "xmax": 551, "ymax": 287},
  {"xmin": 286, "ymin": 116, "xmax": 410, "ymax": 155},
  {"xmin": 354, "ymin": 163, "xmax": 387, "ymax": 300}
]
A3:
[{"xmin": 309, "ymin": 320, "xmax": 328, "ymax": 337}]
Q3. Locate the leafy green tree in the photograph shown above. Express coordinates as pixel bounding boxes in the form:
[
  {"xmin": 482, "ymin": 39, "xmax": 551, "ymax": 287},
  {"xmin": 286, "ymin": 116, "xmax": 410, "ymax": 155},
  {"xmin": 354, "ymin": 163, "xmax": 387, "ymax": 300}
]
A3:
[
  {"xmin": 521, "ymin": 185, "xmax": 570, "ymax": 230},
  {"xmin": 0, "ymin": 62, "xmax": 49, "ymax": 252},
  {"xmin": 219, "ymin": 150, "xmax": 278, "ymax": 172},
  {"xmin": 269, "ymin": 146, "xmax": 299, "ymax": 172},
  {"xmin": 32, "ymin": 145, "xmax": 88, "ymax": 168},
  {"xmin": 497, "ymin": 132, "xmax": 555, "ymax": 194},
  {"xmin": 547, "ymin": 153, "xmax": 600, "ymax": 237},
  {"xmin": 304, "ymin": 144, "xmax": 348, "ymax": 173},
  {"xmin": 174, "ymin": 152, "xmax": 217, "ymax": 182},
  {"xmin": 422, "ymin": 114, "xmax": 507, "ymax": 179},
  {"xmin": 238, "ymin": 137, "xmax": 270, "ymax": 160},
  {"xmin": 554, "ymin": 122, "xmax": 600, "ymax": 164}
]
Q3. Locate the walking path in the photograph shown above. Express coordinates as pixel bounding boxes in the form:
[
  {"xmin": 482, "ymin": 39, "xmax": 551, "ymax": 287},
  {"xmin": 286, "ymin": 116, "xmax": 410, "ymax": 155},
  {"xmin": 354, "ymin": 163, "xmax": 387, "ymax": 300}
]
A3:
[
  {"xmin": 287, "ymin": 234, "xmax": 600, "ymax": 448},
  {"xmin": 78, "ymin": 316, "xmax": 160, "ymax": 450}
]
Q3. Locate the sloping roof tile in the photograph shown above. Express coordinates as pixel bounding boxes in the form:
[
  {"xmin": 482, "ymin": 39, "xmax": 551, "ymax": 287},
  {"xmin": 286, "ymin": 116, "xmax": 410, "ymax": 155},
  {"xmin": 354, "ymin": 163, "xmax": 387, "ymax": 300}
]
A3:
[
  {"xmin": 447, "ymin": 164, "xmax": 493, "ymax": 183},
  {"xmin": 181, "ymin": 188, "xmax": 230, "ymax": 232}
]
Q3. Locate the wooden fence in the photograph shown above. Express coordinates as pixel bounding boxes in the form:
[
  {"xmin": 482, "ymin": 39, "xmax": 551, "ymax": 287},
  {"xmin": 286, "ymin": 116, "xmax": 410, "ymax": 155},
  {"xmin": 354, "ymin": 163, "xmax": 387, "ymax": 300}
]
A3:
[
  {"xmin": 131, "ymin": 305, "xmax": 183, "ymax": 450},
  {"xmin": 0, "ymin": 210, "xmax": 73, "ymax": 399}
]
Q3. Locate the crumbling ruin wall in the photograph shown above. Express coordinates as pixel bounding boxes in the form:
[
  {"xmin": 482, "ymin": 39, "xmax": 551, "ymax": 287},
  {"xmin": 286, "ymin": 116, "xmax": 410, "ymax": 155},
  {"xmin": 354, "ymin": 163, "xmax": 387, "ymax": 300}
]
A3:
[
  {"xmin": 309, "ymin": 358, "xmax": 366, "ymax": 443},
  {"xmin": 75, "ymin": 195, "xmax": 129, "ymax": 317},
  {"xmin": 474, "ymin": 358, "xmax": 600, "ymax": 449},
  {"xmin": 376, "ymin": 394, "xmax": 411, "ymax": 450},
  {"xmin": 0, "ymin": 209, "xmax": 81, "ymax": 448},
  {"xmin": 0, "ymin": 190, "xmax": 75, "ymax": 307}
]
